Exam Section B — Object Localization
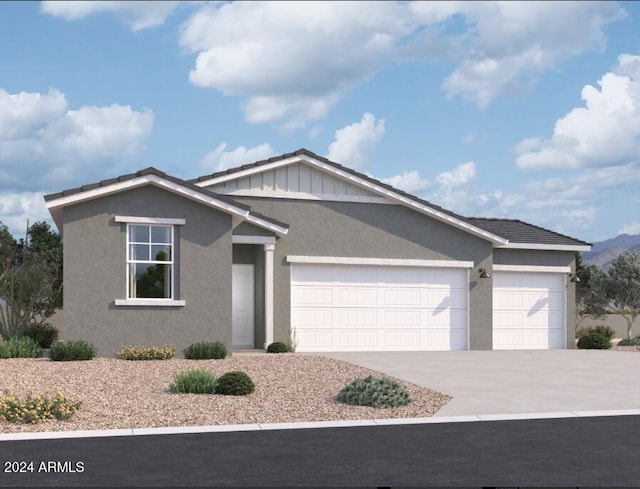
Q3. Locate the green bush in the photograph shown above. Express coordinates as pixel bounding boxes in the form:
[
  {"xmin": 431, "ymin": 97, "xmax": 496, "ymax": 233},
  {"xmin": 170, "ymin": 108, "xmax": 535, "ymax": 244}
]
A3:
[
  {"xmin": 215, "ymin": 371, "xmax": 255, "ymax": 396},
  {"xmin": 336, "ymin": 375, "xmax": 412, "ymax": 408},
  {"xmin": 24, "ymin": 323, "xmax": 59, "ymax": 349},
  {"xmin": 0, "ymin": 390, "xmax": 82, "ymax": 424},
  {"xmin": 169, "ymin": 369, "xmax": 217, "ymax": 394},
  {"xmin": 576, "ymin": 325, "xmax": 615, "ymax": 340},
  {"xmin": 115, "ymin": 345, "xmax": 175, "ymax": 360},
  {"xmin": 577, "ymin": 332, "xmax": 612, "ymax": 350},
  {"xmin": 183, "ymin": 341, "xmax": 227, "ymax": 360},
  {"xmin": 266, "ymin": 341, "xmax": 288, "ymax": 353},
  {"xmin": 49, "ymin": 340, "xmax": 97, "ymax": 361},
  {"xmin": 0, "ymin": 337, "xmax": 41, "ymax": 358},
  {"xmin": 616, "ymin": 335, "xmax": 640, "ymax": 346}
]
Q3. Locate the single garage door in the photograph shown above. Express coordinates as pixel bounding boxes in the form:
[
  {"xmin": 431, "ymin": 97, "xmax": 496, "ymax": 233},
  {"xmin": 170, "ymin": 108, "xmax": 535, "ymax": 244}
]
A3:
[
  {"xmin": 291, "ymin": 263, "xmax": 468, "ymax": 352},
  {"xmin": 493, "ymin": 271, "xmax": 566, "ymax": 350}
]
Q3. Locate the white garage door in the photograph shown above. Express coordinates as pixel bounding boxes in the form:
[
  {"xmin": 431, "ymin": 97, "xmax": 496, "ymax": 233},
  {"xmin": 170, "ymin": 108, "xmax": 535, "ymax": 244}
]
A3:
[
  {"xmin": 493, "ymin": 271, "xmax": 566, "ymax": 350},
  {"xmin": 291, "ymin": 263, "xmax": 468, "ymax": 352}
]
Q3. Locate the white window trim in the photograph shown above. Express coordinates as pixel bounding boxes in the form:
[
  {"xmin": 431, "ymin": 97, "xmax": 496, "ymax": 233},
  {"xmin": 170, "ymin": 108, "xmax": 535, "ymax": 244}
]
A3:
[
  {"xmin": 115, "ymin": 299, "xmax": 186, "ymax": 307},
  {"xmin": 492, "ymin": 264, "xmax": 571, "ymax": 273},
  {"xmin": 124, "ymin": 223, "xmax": 178, "ymax": 302},
  {"xmin": 116, "ymin": 215, "xmax": 186, "ymax": 225},
  {"xmin": 286, "ymin": 255, "xmax": 474, "ymax": 268}
]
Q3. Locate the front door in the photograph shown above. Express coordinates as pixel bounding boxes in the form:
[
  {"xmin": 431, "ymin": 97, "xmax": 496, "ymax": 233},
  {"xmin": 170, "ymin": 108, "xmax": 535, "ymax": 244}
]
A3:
[{"xmin": 232, "ymin": 264, "xmax": 255, "ymax": 348}]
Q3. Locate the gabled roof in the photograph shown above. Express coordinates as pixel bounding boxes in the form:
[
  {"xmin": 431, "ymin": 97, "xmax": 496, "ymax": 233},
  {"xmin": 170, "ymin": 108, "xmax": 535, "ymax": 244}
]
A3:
[
  {"xmin": 191, "ymin": 148, "xmax": 510, "ymax": 246},
  {"xmin": 468, "ymin": 218, "xmax": 591, "ymax": 251},
  {"xmin": 44, "ymin": 167, "xmax": 289, "ymax": 236}
]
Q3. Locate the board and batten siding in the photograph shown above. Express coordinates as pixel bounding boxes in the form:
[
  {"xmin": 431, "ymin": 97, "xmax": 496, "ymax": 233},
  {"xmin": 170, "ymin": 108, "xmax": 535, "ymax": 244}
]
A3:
[{"xmin": 208, "ymin": 163, "xmax": 380, "ymax": 198}]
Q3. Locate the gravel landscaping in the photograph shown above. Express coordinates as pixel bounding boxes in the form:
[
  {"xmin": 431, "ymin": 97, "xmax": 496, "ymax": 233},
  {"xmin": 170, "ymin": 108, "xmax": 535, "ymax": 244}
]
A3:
[{"xmin": 0, "ymin": 353, "xmax": 452, "ymax": 434}]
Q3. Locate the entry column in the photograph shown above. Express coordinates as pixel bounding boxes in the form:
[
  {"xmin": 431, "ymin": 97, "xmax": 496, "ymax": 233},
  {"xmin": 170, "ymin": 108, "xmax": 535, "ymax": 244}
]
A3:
[{"xmin": 264, "ymin": 243, "xmax": 275, "ymax": 348}]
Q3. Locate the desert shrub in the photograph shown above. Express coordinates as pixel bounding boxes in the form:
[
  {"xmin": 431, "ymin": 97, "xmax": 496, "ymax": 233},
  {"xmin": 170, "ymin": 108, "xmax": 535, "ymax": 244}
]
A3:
[
  {"xmin": 616, "ymin": 335, "xmax": 640, "ymax": 346},
  {"xmin": 575, "ymin": 325, "xmax": 615, "ymax": 340},
  {"xmin": 577, "ymin": 332, "xmax": 612, "ymax": 350},
  {"xmin": 49, "ymin": 340, "xmax": 97, "ymax": 361},
  {"xmin": 336, "ymin": 375, "xmax": 412, "ymax": 408},
  {"xmin": 24, "ymin": 323, "xmax": 59, "ymax": 349},
  {"xmin": 183, "ymin": 341, "xmax": 227, "ymax": 360},
  {"xmin": 266, "ymin": 341, "xmax": 288, "ymax": 353},
  {"xmin": 169, "ymin": 369, "xmax": 217, "ymax": 394},
  {"xmin": 0, "ymin": 390, "xmax": 82, "ymax": 424},
  {"xmin": 115, "ymin": 344, "xmax": 175, "ymax": 360},
  {"xmin": 215, "ymin": 371, "xmax": 255, "ymax": 396},
  {"xmin": 0, "ymin": 337, "xmax": 41, "ymax": 358}
]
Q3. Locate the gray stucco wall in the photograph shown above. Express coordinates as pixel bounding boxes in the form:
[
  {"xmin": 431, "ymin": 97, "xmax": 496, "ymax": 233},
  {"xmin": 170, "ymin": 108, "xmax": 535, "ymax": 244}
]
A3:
[
  {"xmin": 493, "ymin": 248, "xmax": 577, "ymax": 349},
  {"xmin": 235, "ymin": 198, "xmax": 494, "ymax": 350},
  {"xmin": 63, "ymin": 185, "xmax": 233, "ymax": 357}
]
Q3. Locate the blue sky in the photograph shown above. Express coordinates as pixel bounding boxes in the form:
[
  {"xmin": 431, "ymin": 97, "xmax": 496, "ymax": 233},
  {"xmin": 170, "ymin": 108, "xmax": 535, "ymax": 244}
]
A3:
[{"xmin": 1, "ymin": 1, "xmax": 640, "ymax": 243}]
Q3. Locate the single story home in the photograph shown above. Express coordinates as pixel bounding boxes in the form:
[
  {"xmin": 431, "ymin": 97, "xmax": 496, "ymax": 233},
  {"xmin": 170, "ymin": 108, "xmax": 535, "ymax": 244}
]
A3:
[{"xmin": 45, "ymin": 149, "xmax": 591, "ymax": 356}]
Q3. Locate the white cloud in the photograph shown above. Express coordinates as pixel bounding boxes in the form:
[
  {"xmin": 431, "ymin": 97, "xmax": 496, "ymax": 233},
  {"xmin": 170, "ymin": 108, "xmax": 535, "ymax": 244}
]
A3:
[
  {"xmin": 381, "ymin": 171, "xmax": 431, "ymax": 194},
  {"xmin": 435, "ymin": 161, "xmax": 476, "ymax": 187},
  {"xmin": 441, "ymin": 2, "xmax": 624, "ymax": 108},
  {"xmin": 619, "ymin": 221, "xmax": 640, "ymax": 235},
  {"xmin": 199, "ymin": 143, "xmax": 276, "ymax": 172},
  {"xmin": 179, "ymin": 2, "xmax": 414, "ymax": 128},
  {"xmin": 516, "ymin": 53, "xmax": 640, "ymax": 170},
  {"xmin": 463, "ymin": 133, "xmax": 476, "ymax": 144},
  {"xmin": 0, "ymin": 88, "xmax": 153, "ymax": 191},
  {"xmin": 0, "ymin": 191, "xmax": 50, "ymax": 237},
  {"xmin": 40, "ymin": 1, "xmax": 181, "ymax": 31},
  {"xmin": 326, "ymin": 113, "xmax": 385, "ymax": 169}
]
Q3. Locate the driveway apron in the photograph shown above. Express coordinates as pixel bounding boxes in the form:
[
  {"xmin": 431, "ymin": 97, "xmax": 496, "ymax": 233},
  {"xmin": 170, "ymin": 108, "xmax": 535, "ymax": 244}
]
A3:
[{"xmin": 319, "ymin": 350, "xmax": 640, "ymax": 416}]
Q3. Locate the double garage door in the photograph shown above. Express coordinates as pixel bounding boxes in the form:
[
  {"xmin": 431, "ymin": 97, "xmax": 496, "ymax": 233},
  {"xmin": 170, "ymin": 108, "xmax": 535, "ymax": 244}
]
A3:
[
  {"xmin": 291, "ymin": 263, "xmax": 468, "ymax": 352},
  {"xmin": 290, "ymin": 263, "xmax": 566, "ymax": 351}
]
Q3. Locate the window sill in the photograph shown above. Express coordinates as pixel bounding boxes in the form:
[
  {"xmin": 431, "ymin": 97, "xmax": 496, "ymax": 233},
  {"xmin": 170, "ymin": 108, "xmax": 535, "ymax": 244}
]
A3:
[{"xmin": 114, "ymin": 299, "xmax": 186, "ymax": 307}]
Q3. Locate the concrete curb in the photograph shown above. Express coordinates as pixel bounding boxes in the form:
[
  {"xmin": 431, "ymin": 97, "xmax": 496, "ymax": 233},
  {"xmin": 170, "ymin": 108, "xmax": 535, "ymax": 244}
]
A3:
[{"xmin": 2, "ymin": 409, "xmax": 640, "ymax": 442}]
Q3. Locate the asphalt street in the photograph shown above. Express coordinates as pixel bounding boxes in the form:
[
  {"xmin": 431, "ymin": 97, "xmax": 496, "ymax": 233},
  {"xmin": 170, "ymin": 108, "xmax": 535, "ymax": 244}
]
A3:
[{"xmin": 0, "ymin": 415, "xmax": 639, "ymax": 487}]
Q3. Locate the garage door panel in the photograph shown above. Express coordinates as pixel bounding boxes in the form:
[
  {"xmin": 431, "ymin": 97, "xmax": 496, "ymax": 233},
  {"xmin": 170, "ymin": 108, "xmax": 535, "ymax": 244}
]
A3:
[
  {"xmin": 292, "ymin": 309, "xmax": 333, "ymax": 327},
  {"xmin": 385, "ymin": 288, "xmax": 421, "ymax": 306},
  {"xmin": 291, "ymin": 287, "xmax": 333, "ymax": 305},
  {"xmin": 384, "ymin": 309, "xmax": 421, "ymax": 327},
  {"xmin": 338, "ymin": 330, "xmax": 378, "ymax": 348},
  {"xmin": 339, "ymin": 309, "xmax": 378, "ymax": 327},
  {"xmin": 338, "ymin": 287, "xmax": 378, "ymax": 306},
  {"xmin": 292, "ymin": 263, "xmax": 468, "ymax": 351},
  {"xmin": 385, "ymin": 330, "xmax": 421, "ymax": 348}
]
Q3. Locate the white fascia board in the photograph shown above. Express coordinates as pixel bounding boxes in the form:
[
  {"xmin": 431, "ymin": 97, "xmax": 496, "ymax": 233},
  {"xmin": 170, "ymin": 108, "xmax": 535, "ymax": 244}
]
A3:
[
  {"xmin": 499, "ymin": 242, "xmax": 592, "ymax": 252},
  {"xmin": 115, "ymin": 216, "xmax": 186, "ymax": 225},
  {"xmin": 215, "ymin": 188, "xmax": 392, "ymax": 205},
  {"xmin": 196, "ymin": 154, "xmax": 507, "ymax": 245},
  {"xmin": 46, "ymin": 175, "xmax": 250, "ymax": 220},
  {"xmin": 286, "ymin": 255, "xmax": 474, "ymax": 268},
  {"xmin": 493, "ymin": 264, "xmax": 571, "ymax": 273},
  {"xmin": 232, "ymin": 235, "xmax": 276, "ymax": 245}
]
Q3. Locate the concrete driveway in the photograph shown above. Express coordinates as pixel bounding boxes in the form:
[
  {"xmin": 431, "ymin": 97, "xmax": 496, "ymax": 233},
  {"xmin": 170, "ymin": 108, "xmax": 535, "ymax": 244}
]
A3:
[{"xmin": 320, "ymin": 350, "xmax": 640, "ymax": 417}]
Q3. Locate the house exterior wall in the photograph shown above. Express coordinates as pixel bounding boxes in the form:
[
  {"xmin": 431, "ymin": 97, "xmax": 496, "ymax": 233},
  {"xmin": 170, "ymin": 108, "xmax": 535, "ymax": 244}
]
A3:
[
  {"xmin": 233, "ymin": 197, "xmax": 495, "ymax": 350},
  {"xmin": 62, "ymin": 185, "xmax": 233, "ymax": 357},
  {"xmin": 493, "ymin": 248, "xmax": 577, "ymax": 349}
]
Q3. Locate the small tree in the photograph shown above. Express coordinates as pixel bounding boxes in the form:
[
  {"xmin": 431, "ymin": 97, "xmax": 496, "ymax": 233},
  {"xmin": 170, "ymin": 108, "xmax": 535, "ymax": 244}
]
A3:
[
  {"xmin": 575, "ymin": 252, "xmax": 607, "ymax": 328},
  {"xmin": 592, "ymin": 250, "xmax": 640, "ymax": 339},
  {"xmin": 0, "ymin": 221, "xmax": 61, "ymax": 339}
]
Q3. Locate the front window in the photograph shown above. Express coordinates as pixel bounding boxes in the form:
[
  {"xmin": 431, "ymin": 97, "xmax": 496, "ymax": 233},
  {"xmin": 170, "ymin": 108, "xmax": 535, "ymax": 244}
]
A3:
[{"xmin": 127, "ymin": 224, "xmax": 174, "ymax": 299}]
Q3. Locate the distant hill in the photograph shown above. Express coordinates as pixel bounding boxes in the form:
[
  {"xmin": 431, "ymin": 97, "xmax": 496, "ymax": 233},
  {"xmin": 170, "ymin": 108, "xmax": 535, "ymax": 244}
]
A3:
[{"xmin": 582, "ymin": 233, "xmax": 640, "ymax": 268}]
